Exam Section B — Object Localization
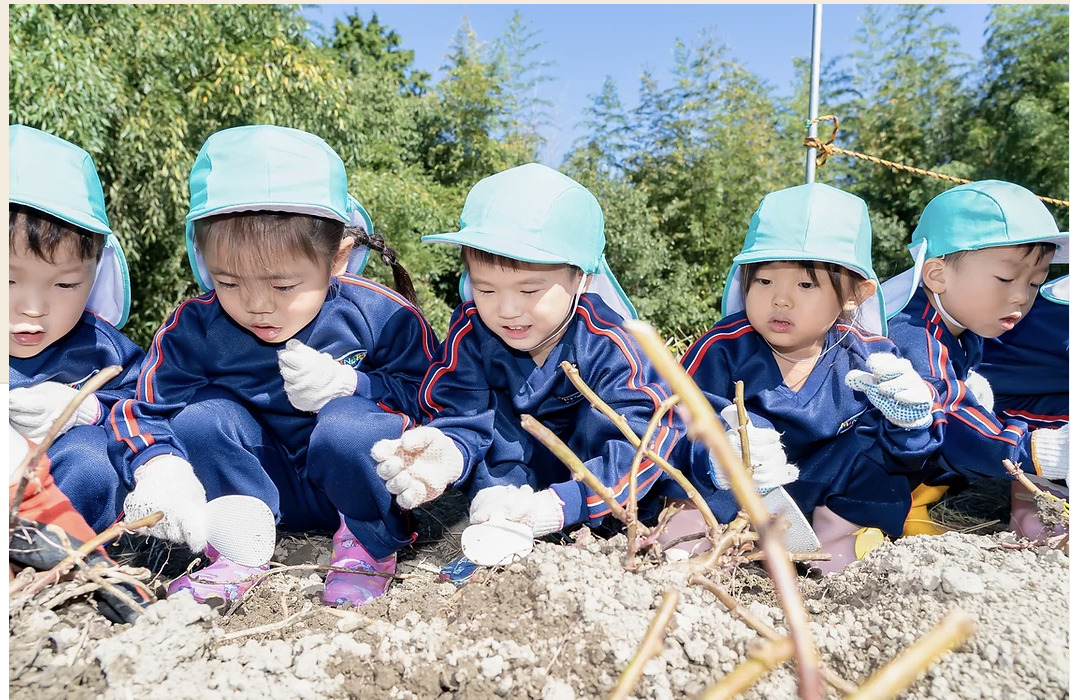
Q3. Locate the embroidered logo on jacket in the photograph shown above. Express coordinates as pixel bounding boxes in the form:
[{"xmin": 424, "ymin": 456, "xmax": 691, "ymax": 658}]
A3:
[
  {"xmin": 837, "ymin": 409, "xmax": 866, "ymax": 434},
  {"xmin": 337, "ymin": 349, "xmax": 368, "ymax": 368}
]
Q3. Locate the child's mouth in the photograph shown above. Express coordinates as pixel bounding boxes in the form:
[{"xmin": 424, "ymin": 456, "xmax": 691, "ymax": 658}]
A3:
[
  {"xmin": 502, "ymin": 325, "xmax": 531, "ymax": 340},
  {"xmin": 252, "ymin": 325, "xmax": 283, "ymax": 342},
  {"xmin": 999, "ymin": 313, "xmax": 1021, "ymax": 331},
  {"xmin": 11, "ymin": 330, "xmax": 45, "ymax": 345},
  {"xmin": 768, "ymin": 318, "xmax": 793, "ymax": 333}
]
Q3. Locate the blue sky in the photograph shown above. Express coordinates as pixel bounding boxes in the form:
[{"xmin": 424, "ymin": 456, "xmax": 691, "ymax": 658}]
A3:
[{"xmin": 301, "ymin": 4, "xmax": 993, "ymax": 167}]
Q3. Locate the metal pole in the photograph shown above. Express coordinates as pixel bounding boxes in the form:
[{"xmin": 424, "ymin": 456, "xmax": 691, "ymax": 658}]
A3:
[{"xmin": 805, "ymin": 3, "xmax": 823, "ymax": 183}]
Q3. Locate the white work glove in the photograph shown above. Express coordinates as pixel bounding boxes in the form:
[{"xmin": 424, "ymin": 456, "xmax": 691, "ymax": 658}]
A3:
[
  {"xmin": 371, "ymin": 426, "xmax": 464, "ymax": 510},
  {"xmin": 277, "ymin": 339, "xmax": 358, "ymax": 413},
  {"xmin": 469, "ymin": 484, "xmax": 565, "ymax": 537},
  {"xmin": 845, "ymin": 352, "xmax": 934, "ymax": 429},
  {"xmin": 123, "ymin": 455, "xmax": 209, "ymax": 552},
  {"xmin": 9, "ymin": 381, "xmax": 102, "ymax": 441},
  {"xmin": 964, "ymin": 370, "xmax": 994, "ymax": 413},
  {"xmin": 710, "ymin": 405, "xmax": 800, "ymax": 494},
  {"xmin": 1032, "ymin": 425, "xmax": 1069, "ymax": 481}
]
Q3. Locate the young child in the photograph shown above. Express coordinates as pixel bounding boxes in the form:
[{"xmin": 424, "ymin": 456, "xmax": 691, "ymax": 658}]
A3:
[
  {"xmin": 883, "ymin": 180, "xmax": 1068, "ymax": 538},
  {"xmin": 8, "ymin": 125, "xmax": 143, "ymax": 533},
  {"xmin": 371, "ymin": 163, "xmax": 682, "ymax": 550},
  {"xmin": 674, "ymin": 183, "xmax": 940, "ymax": 574},
  {"xmin": 979, "ymin": 275, "xmax": 1069, "ymax": 538},
  {"xmin": 111, "ymin": 125, "xmax": 438, "ymax": 607},
  {"xmin": 979, "ymin": 275, "xmax": 1068, "ymax": 429}
]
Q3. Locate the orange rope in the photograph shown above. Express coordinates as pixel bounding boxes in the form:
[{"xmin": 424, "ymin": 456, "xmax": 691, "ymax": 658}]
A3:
[{"xmin": 803, "ymin": 115, "xmax": 1069, "ymax": 208}]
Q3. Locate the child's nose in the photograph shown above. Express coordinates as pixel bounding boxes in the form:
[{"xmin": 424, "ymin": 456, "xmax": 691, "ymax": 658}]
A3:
[
  {"xmin": 243, "ymin": 287, "xmax": 275, "ymax": 314},
  {"xmin": 15, "ymin": 289, "xmax": 47, "ymax": 317}
]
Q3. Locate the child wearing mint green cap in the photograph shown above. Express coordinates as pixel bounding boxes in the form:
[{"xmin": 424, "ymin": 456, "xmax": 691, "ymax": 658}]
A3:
[
  {"xmin": 370, "ymin": 163, "xmax": 682, "ymax": 563},
  {"xmin": 884, "ymin": 180, "xmax": 1068, "ymax": 539},
  {"xmin": 9, "ymin": 124, "xmax": 143, "ymax": 533},
  {"xmin": 671, "ymin": 183, "xmax": 941, "ymax": 575},
  {"xmin": 111, "ymin": 125, "xmax": 438, "ymax": 607}
]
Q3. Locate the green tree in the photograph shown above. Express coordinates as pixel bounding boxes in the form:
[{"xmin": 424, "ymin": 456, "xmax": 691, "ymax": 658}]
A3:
[{"xmin": 963, "ymin": 4, "xmax": 1069, "ymax": 229}]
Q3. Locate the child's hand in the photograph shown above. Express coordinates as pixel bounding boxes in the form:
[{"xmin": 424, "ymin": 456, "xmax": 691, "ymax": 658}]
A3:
[
  {"xmin": 123, "ymin": 454, "xmax": 208, "ymax": 552},
  {"xmin": 846, "ymin": 352, "xmax": 934, "ymax": 429},
  {"xmin": 468, "ymin": 484, "xmax": 565, "ymax": 537},
  {"xmin": 964, "ymin": 370, "xmax": 994, "ymax": 413},
  {"xmin": 277, "ymin": 339, "xmax": 358, "ymax": 413},
  {"xmin": 9, "ymin": 381, "xmax": 102, "ymax": 441},
  {"xmin": 1032, "ymin": 424, "xmax": 1069, "ymax": 481},
  {"xmin": 371, "ymin": 426, "xmax": 463, "ymax": 510},
  {"xmin": 712, "ymin": 405, "xmax": 799, "ymax": 493}
]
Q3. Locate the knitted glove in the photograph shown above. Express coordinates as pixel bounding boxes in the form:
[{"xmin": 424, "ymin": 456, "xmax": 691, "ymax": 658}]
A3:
[
  {"xmin": 371, "ymin": 426, "xmax": 463, "ymax": 510},
  {"xmin": 710, "ymin": 405, "xmax": 799, "ymax": 494},
  {"xmin": 277, "ymin": 339, "xmax": 358, "ymax": 413},
  {"xmin": 123, "ymin": 455, "xmax": 208, "ymax": 552},
  {"xmin": 964, "ymin": 370, "xmax": 995, "ymax": 413},
  {"xmin": 9, "ymin": 381, "xmax": 102, "ymax": 441},
  {"xmin": 846, "ymin": 352, "xmax": 934, "ymax": 429},
  {"xmin": 1032, "ymin": 425, "xmax": 1069, "ymax": 481},
  {"xmin": 469, "ymin": 484, "xmax": 565, "ymax": 537}
]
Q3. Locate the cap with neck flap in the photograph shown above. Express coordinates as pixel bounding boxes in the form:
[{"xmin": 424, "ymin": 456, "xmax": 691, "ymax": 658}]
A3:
[
  {"xmin": 421, "ymin": 162, "xmax": 637, "ymax": 320},
  {"xmin": 9, "ymin": 125, "xmax": 131, "ymax": 329},
  {"xmin": 883, "ymin": 180, "xmax": 1068, "ymax": 318},
  {"xmin": 722, "ymin": 182, "xmax": 886, "ymax": 335},
  {"xmin": 184, "ymin": 124, "xmax": 375, "ymax": 292}
]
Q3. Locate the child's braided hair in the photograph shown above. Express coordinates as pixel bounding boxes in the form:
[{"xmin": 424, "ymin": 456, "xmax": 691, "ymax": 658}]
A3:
[{"xmin": 347, "ymin": 224, "xmax": 419, "ymax": 310}]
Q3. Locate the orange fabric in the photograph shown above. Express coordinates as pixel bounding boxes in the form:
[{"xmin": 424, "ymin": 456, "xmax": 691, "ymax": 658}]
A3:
[{"xmin": 9, "ymin": 452, "xmax": 99, "ymax": 546}]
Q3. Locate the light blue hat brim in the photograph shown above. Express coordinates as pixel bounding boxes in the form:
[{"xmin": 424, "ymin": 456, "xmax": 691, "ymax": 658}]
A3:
[
  {"xmin": 1041, "ymin": 275, "xmax": 1068, "ymax": 306},
  {"xmin": 721, "ymin": 250, "xmax": 887, "ymax": 336},
  {"xmin": 457, "ymin": 254, "xmax": 637, "ymax": 321},
  {"xmin": 185, "ymin": 199, "xmax": 375, "ymax": 292}
]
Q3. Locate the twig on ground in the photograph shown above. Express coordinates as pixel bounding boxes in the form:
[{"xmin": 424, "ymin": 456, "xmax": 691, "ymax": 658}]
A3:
[
  {"xmin": 1002, "ymin": 459, "xmax": 1070, "ymax": 513},
  {"xmin": 9, "ymin": 365, "xmax": 123, "ymax": 530},
  {"xmin": 608, "ymin": 588, "xmax": 680, "ymax": 700},
  {"xmin": 690, "ymin": 574, "xmax": 857, "ymax": 694},
  {"xmin": 733, "ymin": 381, "xmax": 752, "ymax": 472},
  {"xmin": 701, "ymin": 636, "xmax": 794, "ymax": 700},
  {"xmin": 626, "ymin": 320, "xmax": 823, "ymax": 700},
  {"xmin": 219, "ymin": 608, "xmax": 312, "ymax": 641},
  {"xmin": 846, "ymin": 609, "xmax": 975, "ymax": 700}
]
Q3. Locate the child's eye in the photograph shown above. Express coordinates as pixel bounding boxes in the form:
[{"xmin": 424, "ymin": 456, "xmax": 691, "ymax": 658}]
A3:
[
  {"xmin": 476, "ymin": 289, "xmax": 494, "ymax": 296},
  {"xmin": 995, "ymin": 276, "xmax": 1012, "ymax": 284},
  {"xmin": 273, "ymin": 284, "xmax": 296, "ymax": 293},
  {"xmin": 754, "ymin": 278, "xmax": 772, "ymax": 286},
  {"xmin": 216, "ymin": 281, "xmax": 238, "ymax": 290},
  {"xmin": 521, "ymin": 289, "xmax": 541, "ymax": 296},
  {"xmin": 56, "ymin": 282, "xmax": 82, "ymax": 290},
  {"xmin": 798, "ymin": 281, "xmax": 814, "ymax": 290}
]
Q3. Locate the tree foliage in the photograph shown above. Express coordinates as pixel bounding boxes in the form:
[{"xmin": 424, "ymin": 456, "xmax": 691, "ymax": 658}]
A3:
[{"xmin": 10, "ymin": 5, "xmax": 1068, "ymax": 346}]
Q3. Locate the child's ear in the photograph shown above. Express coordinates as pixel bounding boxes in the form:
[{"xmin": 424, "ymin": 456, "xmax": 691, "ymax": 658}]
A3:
[
  {"xmin": 332, "ymin": 237, "xmax": 356, "ymax": 277},
  {"xmin": 921, "ymin": 258, "xmax": 948, "ymax": 294},
  {"xmin": 846, "ymin": 279, "xmax": 878, "ymax": 310}
]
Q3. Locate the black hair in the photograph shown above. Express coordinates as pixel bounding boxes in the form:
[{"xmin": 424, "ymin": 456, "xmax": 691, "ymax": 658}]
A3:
[{"xmin": 9, "ymin": 204, "xmax": 105, "ymax": 263}]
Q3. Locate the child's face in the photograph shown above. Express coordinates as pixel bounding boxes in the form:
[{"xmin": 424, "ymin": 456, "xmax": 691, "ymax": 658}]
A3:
[
  {"xmin": 468, "ymin": 257, "xmax": 583, "ymax": 366},
  {"xmin": 203, "ymin": 246, "xmax": 332, "ymax": 344},
  {"xmin": 9, "ymin": 233, "xmax": 96, "ymax": 359},
  {"xmin": 744, "ymin": 262, "xmax": 845, "ymax": 359},
  {"xmin": 924, "ymin": 245, "xmax": 1053, "ymax": 338}
]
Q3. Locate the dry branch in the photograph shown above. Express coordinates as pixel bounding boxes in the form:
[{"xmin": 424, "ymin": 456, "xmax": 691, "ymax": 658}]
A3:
[
  {"xmin": 701, "ymin": 636, "xmax": 794, "ymax": 700},
  {"xmin": 625, "ymin": 320, "xmax": 823, "ymax": 700},
  {"xmin": 520, "ymin": 414, "xmax": 630, "ymax": 524},
  {"xmin": 561, "ymin": 361, "xmax": 720, "ymax": 532},
  {"xmin": 609, "ymin": 588, "xmax": 680, "ymax": 700},
  {"xmin": 626, "ymin": 396, "xmax": 680, "ymax": 568},
  {"xmin": 847, "ymin": 609, "xmax": 975, "ymax": 700}
]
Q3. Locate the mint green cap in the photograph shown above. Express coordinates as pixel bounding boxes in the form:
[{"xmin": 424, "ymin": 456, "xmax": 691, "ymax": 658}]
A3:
[
  {"xmin": 884, "ymin": 180, "xmax": 1068, "ymax": 317},
  {"xmin": 9, "ymin": 124, "xmax": 131, "ymax": 328},
  {"xmin": 722, "ymin": 183, "xmax": 885, "ymax": 334},
  {"xmin": 185, "ymin": 125, "xmax": 374, "ymax": 291},
  {"xmin": 424, "ymin": 162, "xmax": 637, "ymax": 319}
]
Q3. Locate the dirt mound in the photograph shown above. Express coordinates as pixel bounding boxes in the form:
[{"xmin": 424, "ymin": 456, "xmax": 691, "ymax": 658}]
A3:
[{"xmin": 9, "ymin": 527, "xmax": 1068, "ymax": 699}]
